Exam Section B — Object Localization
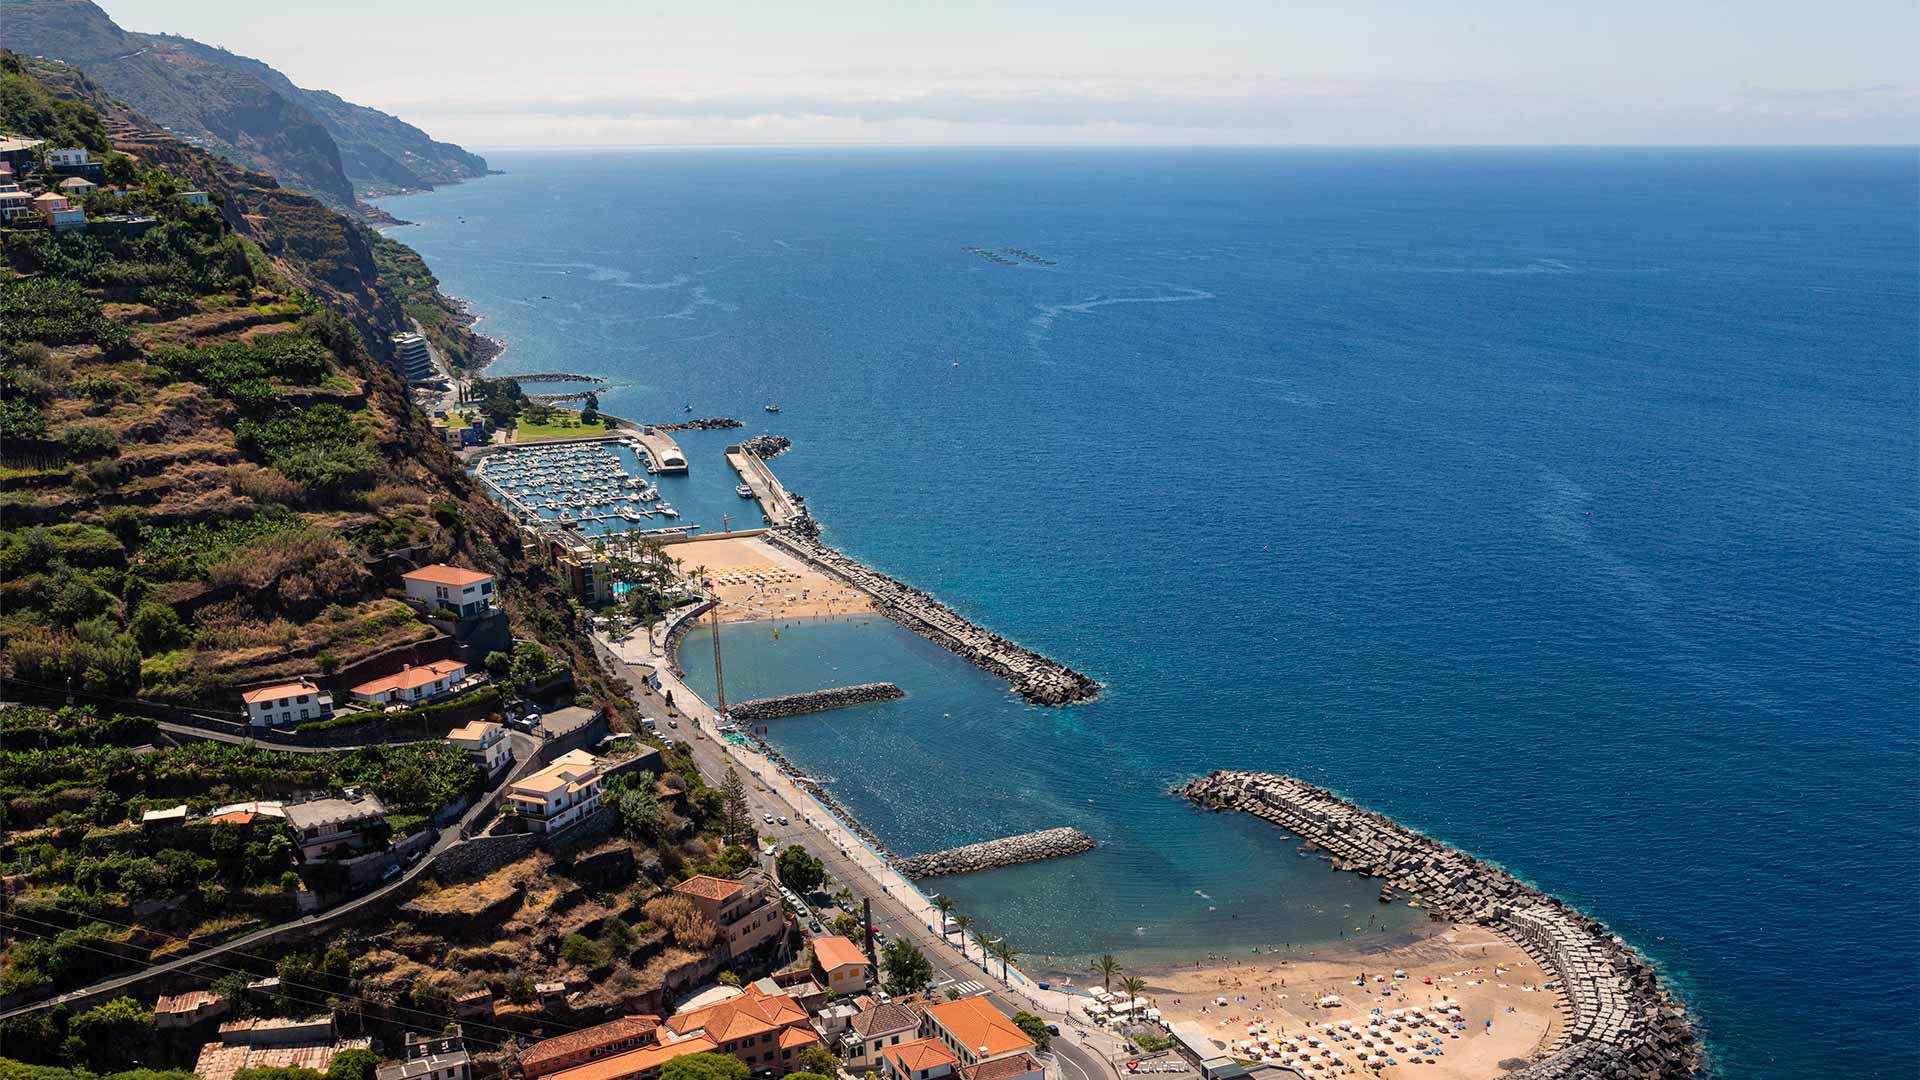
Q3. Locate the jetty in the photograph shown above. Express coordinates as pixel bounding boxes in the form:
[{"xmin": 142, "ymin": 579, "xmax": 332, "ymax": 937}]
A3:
[
  {"xmin": 728, "ymin": 683, "xmax": 904, "ymax": 722},
  {"xmin": 632, "ymin": 427, "xmax": 689, "ymax": 473},
  {"xmin": 897, "ymin": 827, "xmax": 1096, "ymax": 879},
  {"xmin": 764, "ymin": 526, "xmax": 1099, "ymax": 705},
  {"xmin": 1182, "ymin": 771, "xmax": 1701, "ymax": 1080},
  {"xmin": 727, "ymin": 444, "xmax": 805, "ymax": 526}
]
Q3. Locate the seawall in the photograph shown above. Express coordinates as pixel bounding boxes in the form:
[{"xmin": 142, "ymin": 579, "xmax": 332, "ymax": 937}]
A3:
[
  {"xmin": 1181, "ymin": 771, "xmax": 1701, "ymax": 1080},
  {"xmin": 729, "ymin": 682, "xmax": 904, "ymax": 722},
  {"xmin": 897, "ymin": 827, "xmax": 1097, "ymax": 879},
  {"xmin": 765, "ymin": 527, "xmax": 1100, "ymax": 706}
]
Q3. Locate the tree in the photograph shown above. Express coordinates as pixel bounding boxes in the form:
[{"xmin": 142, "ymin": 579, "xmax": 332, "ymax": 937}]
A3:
[
  {"xmin": 129, "ymin": 601, "xmax": 185, "ymax": 652},
  {"xmin": 991, "ymin": 940, "xmax": 1019, "ymax": 982},
  {"xmin": 717, "ymin": 765, "xmax": 751, "ymax": 846},
  {"xmin": 796, "ymin": 1045, "xmax": 841, "ymax": 1076},
  {"xmin": 609, "ymin": 772, "xmax": 666, "ymax": 841},
  {"xmin": 508, "ymin": 641, "xmax": 554, "ymax": 689},
  {"xmin": 880, "ymin": 938, "xmax": 933, "ymax": 995},
  {"xmin": 1012, "ymin": 1012, "xmax": 1051, "ymax": 1052},
  {"xmin": 952, "ymin": 914, "xmax": 975, "ymax": 960},
  {"xmin": 933, "ymin": 896, "xmax": 955, "ymax": 940},
  {"xmin": 66, "ymin": 996, "xmax": 152, "ymax": 1070},
  {"xmin": 776, "ymin": 845, "xmax": 825, "ymax": 893},
  {"xmin": 561, "ymin": 934, "xmax": 611, "ymax": 968},
  {"xmin": 1091, "ymin": 954, "xmax": 1122, "ymax": 996},
  {"xmin": 581, "ymin": 392, "xmax": 602, "ymax": 426},
  {"xmin": 1119, "ymin": 975, "xmax": 1148, "ymax": 1004},
  {"xmin": 103, "ymin": 151, "xmax": 139, "ymax": 186},
  {"xmin": 658, "ymin": 1052, "xmax": 750, "ymax": 1080},
  {"xmin": 326, "ymin": 1049, "xmax": 381, "ymax": 1080},
  {"xmin": 830, "ymin": 913, "xmax": 863, "ymax": 939}
]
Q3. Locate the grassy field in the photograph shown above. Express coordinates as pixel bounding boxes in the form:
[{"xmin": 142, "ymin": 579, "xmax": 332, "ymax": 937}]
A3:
[{"xmin": 513, "ymin": 415, "xmax": 608, "ymax": 441}]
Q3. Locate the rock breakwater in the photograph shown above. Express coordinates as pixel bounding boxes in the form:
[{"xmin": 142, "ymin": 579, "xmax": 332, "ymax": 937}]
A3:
[
  {"xmin": 741, "ymin": 434, "xmax": 791, "ymax": 459},
  {"xmin": 657, "ymin": 417, "xmax": 745, "ymax": 432},
  {"xmin": 729, "ymin": 682, "xmax": 903, "ymax": 722},
  {"xmin": 766, "ymin": 528, "xmax": 1100, "ymax": 706},
  {"xmin": 897, "ymin": 827, "xmax": 1096, "ymax": 879},
  {"xmin": 1181, "ymin": 771, "xmax": 1701, "ymax": 1080}
]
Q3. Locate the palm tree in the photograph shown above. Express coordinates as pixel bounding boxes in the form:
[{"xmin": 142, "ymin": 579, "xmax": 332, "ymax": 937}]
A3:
[
  {"xmin": 1091, "ymin": 953, "xmax": 1122, "ymax": 996},
  {"xmin": 953, "ymin": 914, "xmax": 975, "ymax": 960},
  {"xmin": 933, "ymin": 896, "xmax": 956, "ymax": 942},
  {"xmin": 993, "ymin": 940, "xmax": 1019, "ymax": 982},
  {"xmin": 1119, "ymin": 975, "xmax": 1148, "ymax": 1009}
]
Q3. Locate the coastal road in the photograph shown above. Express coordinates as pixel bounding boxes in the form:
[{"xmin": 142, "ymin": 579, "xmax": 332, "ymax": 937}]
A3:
[{"xmin": 591, "ymin": 635, "xmax": 1127, "ymax": 1080}]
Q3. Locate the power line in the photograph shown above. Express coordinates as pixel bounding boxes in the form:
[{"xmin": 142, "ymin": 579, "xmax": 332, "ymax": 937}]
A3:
[{"xmin": 1, "ymin": 909, "xmax": 582, "ymax": 1046}]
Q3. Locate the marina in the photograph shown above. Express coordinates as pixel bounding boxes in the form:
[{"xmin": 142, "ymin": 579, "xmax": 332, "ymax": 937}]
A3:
[{"xmin": 474, "ymin": 436, "xmax": 690, "ymax": 537}]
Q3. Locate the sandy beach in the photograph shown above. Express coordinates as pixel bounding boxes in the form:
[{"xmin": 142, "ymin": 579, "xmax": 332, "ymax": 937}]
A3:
[
  {"xmin": 1118, "ymin": 921, "xmax": 1562, "ymax": 1078},
  {"xmin": 663, "ymin": 534, "xmax": 873, "ymax": 623}
]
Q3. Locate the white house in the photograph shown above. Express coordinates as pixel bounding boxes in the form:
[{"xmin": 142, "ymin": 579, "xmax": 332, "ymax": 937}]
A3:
[
  {"xmin": 402, "ymin": 564, "xmax": 498, "ymax": 620},
  {"xmin": 505, "ymin": 750, "xmax": 604, "ymax": 834},
  {"xmin": 180, "ymin": 190, "xmax": 211, "ymax": 207},
  {"xmin": 446, "ymin": 720, "xmax": 512, "ymax": 775},
  {"xmin": 0, "ymin": 188, "xmax": 34, "ymax": 222},
  {"xmin": 46, "ymin": 147, "xmax": 89, "ymax": 168},
  {"xmin": 241, "ymin": 678, "xmax": 334, "ymax": 728},
  {"xmin": 57, "ymin": 175, "xmax": 96, "ymax": 196},
  {"xmin": 349, "ymin": 659, "xmax": 468, "ymax": 706},
  {"xmin": 283, "ymin": 793, "xmax": 388, "ymax": 860}
]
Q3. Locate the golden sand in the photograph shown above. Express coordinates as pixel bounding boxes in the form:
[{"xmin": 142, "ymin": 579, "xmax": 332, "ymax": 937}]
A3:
[
  {"xmin": 1134, "ymin": 922, "xmax": 1562, "ymax": 1079},
  {"xmin": 663, "ymin": 534, "xmax": 872, "ymax": 623}
]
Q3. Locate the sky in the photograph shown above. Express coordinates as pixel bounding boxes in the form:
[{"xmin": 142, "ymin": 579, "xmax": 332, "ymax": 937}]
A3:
[{"xmin": 114, "ymin": 0, "xmax": 1920, "ymax": 147}]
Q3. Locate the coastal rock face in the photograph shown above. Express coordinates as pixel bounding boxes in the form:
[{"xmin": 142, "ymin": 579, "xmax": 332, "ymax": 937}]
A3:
[
  {"xmin": 729, "ymin": 682, "xmax": 904, "ymax": 722},
  {"xmin": 1181, "ymin": 771, "xmax": 1702, "ymax": 1080},
  {"xmin": 898, "ymin": 827, "xmax": 1097, "ymax": 879},
  {"xmin": 766, "ymin": 528, "xmax": 1100, "ymax": 705}
]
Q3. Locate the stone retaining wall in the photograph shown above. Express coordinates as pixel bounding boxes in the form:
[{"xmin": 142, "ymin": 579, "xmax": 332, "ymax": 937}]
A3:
[
  {"xmin": 765, "ymin": 528, "xmax": 1100, "ymax": 706},
  {"xmin": 729, "ymin": 682, "xmax": 904, "ymax": 722},
  {"xmin": 896, "ymin": 827, "xmax": 1097, "ymax": 879},
  {"xmin": 1181, "ymin": 771, "xmax": 1700, "ymax": 1080}
]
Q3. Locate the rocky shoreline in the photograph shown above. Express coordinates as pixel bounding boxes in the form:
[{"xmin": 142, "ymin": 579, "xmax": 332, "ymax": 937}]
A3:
[
  {"xmin": 765, "ymin": 527, "xmax": 1100, "ymax": 706},
  {"xmin": 897, "ymin": 827, "xmax": 1097, "ymax": 879},
  {"xmin": 1181, "ymin": 771, "xmax": 1701, "ymax": 1080},
  {"xmin": 656, "ymin": 417, "xmax": 746, "ymax": 432},
  {"xmin": 729, "ymin": 682, "xmax": 904, "ymax": 722}
]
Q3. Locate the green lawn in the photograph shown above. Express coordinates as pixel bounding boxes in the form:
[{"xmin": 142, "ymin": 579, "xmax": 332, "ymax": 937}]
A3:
[{"xmin": 513, "ymin": 415, "xmax": 608, "ymax": 441}]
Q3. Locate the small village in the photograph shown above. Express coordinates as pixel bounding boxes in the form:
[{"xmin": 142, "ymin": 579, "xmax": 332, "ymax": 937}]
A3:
[{"xmin": 0, "ymin": 136, "xmax": 208, "ymax": 235}]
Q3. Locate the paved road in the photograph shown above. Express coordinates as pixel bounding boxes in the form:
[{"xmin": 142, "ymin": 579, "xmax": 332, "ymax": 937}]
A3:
[
  {"xmin": 591, "ymin": 635, "xmax": 1127, "ymax": 1080},
  {"xmin": 0, "ymin": 728, "xmax": 544, "ymax": 1022}
]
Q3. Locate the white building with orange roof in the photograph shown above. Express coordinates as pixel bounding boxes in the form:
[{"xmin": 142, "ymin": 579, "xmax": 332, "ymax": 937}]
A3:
[
  {"xmin": 539, "ymin": 1036, "xmax": 717, "ymax": 1080},
  {"xmin": 402, "ymin": 564, "xmax": 498, "ymax": 620},
  {"xmin": 809, "ymin": 933, "xmax": 871, "ymax": 994},
  {"xmin": 879, "ymin": 1038, "xmax": 960, "ymax": 1080},
  {"xmin": 505, "ymin": 749, "xmax": 605, "ymax": 834},
  {"xmin": 241, "ymin": 677, "xmax": 334, "ymax": 728},
  {"xmin": 662, "ymin": 983, "xmax": 821, "ymax": 1074},
  {"xmin": 446, "ymin": 720, "xmax": 512, "ymax": 775},
  {"xmin": 672, "ymin": 870, "xmax": 790, "ymax": 962},
  {"xmin": 350, "ymin": 659, "xmax": 469, "ymax": 705},
  {"xmin": 919, "ymin": 996, "xmax": 1035, "ymax": 1067}
]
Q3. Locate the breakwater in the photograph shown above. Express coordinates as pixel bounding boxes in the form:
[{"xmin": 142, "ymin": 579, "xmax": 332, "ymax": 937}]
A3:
[
  {"xmin": 897, "ymin": 827, "xmax": 1097, "ymax": 879},
  {"xmin": 765, "ymin": 527, "xmax": 1099, "ymax": 706},
  {"xmin": 729, "ymin": 682, "xmax": 904, "ymax": 722},
  {"xmin": 1182, "ymin": 771, "xmax": 1701, "ymax": 1080},
  {"xmin": 741, "ymin": 434, "xmax": 791, "ymax": 459},
  {"xmin": 656, "ymin": 417, "xmax": 745, "ymax": 431}
]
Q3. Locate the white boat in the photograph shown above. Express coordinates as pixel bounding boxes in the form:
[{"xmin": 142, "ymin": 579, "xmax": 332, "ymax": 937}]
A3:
[
  {"xmin": 764, "ymin": 403, "xmax": 781, "ymax": 413},
  {"xmin": 737, "ymin": 484, "xmax": 755, "ymax": 498}
]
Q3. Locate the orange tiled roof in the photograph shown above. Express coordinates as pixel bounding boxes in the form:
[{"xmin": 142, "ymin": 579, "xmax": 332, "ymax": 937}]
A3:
[
  {"xmin": 961, "ymin": 1053, "xmax": 1041, "ymax": 1080},
  {"xmin": 811, "ymin": 934, "xmax": 868, "ymax": 971},
  {"xmin": 667, "ymin": 986, "xmax": 813, "ymax": 1047},
  {"xmin": 541, "ymin": 1035, "xmax": 715, "ymax": 1080},
  {"xmin": 923, "ymin": 997, "xmax": 1034, "ymax": 1059},
  {"xmin": 242, "ymin": 679, "xmax": 323, "ymax": 704},
  {"xmin": 351, "ymin": 659, "xmax": 464, "ymax": 696},
  {"xmin": 520, "ymin": 1015, "xmax": 662, "ymax": 1074},
  {"xmin": 882, "ymin": 1038, "xmax": 960, "ymax": 1074},
  {"xmin": 404, "ymin": 564, "xmax": 493, "ymax": 587},
  {"xmin": 207, "ymin": 811, "xmax": 257, "ymax": 826},
  {"xmin": 672, "ymin": 875, "xmax": 745, "ymax": 901}
]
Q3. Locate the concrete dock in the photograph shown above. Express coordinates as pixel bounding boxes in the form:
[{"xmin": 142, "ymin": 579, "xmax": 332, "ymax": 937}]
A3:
[
  {"xmin": 633, "ymin": 426, "xmax": 689, "ymax": 473},
  {"xmin": 727, "ymin": 444, "xmax": 802, "ymax": 526}
]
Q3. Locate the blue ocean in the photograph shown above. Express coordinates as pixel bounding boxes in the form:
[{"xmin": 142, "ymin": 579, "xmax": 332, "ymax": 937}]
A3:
[{"xmin": 377, "ymin": 148, "xmax": 1919, "ymax": 1079}]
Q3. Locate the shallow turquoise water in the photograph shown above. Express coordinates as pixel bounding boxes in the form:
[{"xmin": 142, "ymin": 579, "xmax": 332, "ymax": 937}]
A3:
[{"xmin": 379, "ymin": 148, "xmax": 1919, "ymax": 1077}]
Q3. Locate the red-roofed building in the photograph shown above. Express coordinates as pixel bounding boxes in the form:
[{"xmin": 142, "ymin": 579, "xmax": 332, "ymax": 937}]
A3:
[
  {"xmin": 920, "ymin": 997, "xmax": 1035, "ymax": 1067},
  {"xmin": 664, "ymin": 984, "xmax": 821, "ymax": 1073},
  {"xmin": 403, "ymin": 565, "xmax": 498, "ymax": 620},
  {"xmin": 350, "ymin": 659, "xmax": 469, "ymax": 705},
  {"xmin": 958, "ymin": 1052, "xmax": 1043, "ymax": 1080},
  {"xmin": 241, "ymin": 678, "xmax": 333, "ymax": 728},
  {"xmin": 155, "ymin": 990, "xmax": 228, "ymax": 1029},
  {"xmin": 672, "ymin": 871, "xmax": 789, "ymax": 962},
  {"xmin": 810, "ymin": 934, "xmax": 871, "ymax": 994},
  {"xmin": 540, "ymin": 1036, "xmax": 717, "ymax": 1080},
  {"xmin": 518, "ymin": 1015, "xmax": 663, "ymax": 1080},
  {"xmin": 879, "ymin": 1038, "xmax": 960, "ymax": 1080}
]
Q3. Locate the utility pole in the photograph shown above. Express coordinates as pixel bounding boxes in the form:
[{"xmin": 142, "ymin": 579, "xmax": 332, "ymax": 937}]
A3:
[{"xmin": 707, "ymin": 584, "xmax": 728, "ymax": 720}]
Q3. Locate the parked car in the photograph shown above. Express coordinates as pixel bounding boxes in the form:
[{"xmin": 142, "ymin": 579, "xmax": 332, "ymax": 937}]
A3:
[
  {"xmin": 764, "ymin": 813, "xmax": 775, "ymax": 824},
  {"xmin": 381, "ymin": 863, "xmax": 402, "ymax": 882},
  {"xmin": 1047, "ymin": 1024, "xmax": 1061, "ymax": 1038}
]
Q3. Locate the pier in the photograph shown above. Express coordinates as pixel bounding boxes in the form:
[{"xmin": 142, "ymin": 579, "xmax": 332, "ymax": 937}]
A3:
[
  {"xmin": 764, "ymin": 527, "xmax": 1100, "ymax": 705},
  {"xmin": 1182, "ymin": 771, "xmax": 1701, "ymax": 1080},
  {"xmin": 727, "ymin": 444, "xmax": 804, "ymax": 526},
  {"xmin": 632, "ymin": 426, "xmax": 689, "ymax": 473},
  {"xmin": 896, "ymin": 827, "xmax": 1097, "ymax": 879},
  {"xmin": 728, "ymin": 683, "xmax": 904, "ymax": 722}
]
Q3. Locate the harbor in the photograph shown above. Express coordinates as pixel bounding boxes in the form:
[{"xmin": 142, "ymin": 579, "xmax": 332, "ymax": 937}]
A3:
[{"xmin": 473, "ymin": 436, "xmax": 690, "ymax": 537}]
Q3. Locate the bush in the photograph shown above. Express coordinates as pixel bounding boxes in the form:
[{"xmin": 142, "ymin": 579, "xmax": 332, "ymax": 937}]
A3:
[
  {"xmin": 60, "ymin": 423, "xmax": 119, "ymax": 460},
  {"xmin": 559, "ymin": 933, "xmax": 610, "ymax": 968},
  {"xmin": 234, "ymin": 405, "xmax": 376, "ymax": 494},
  {"xmin": 0, "ymin": 279, "xmax": 130, "ymax": 352}
]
